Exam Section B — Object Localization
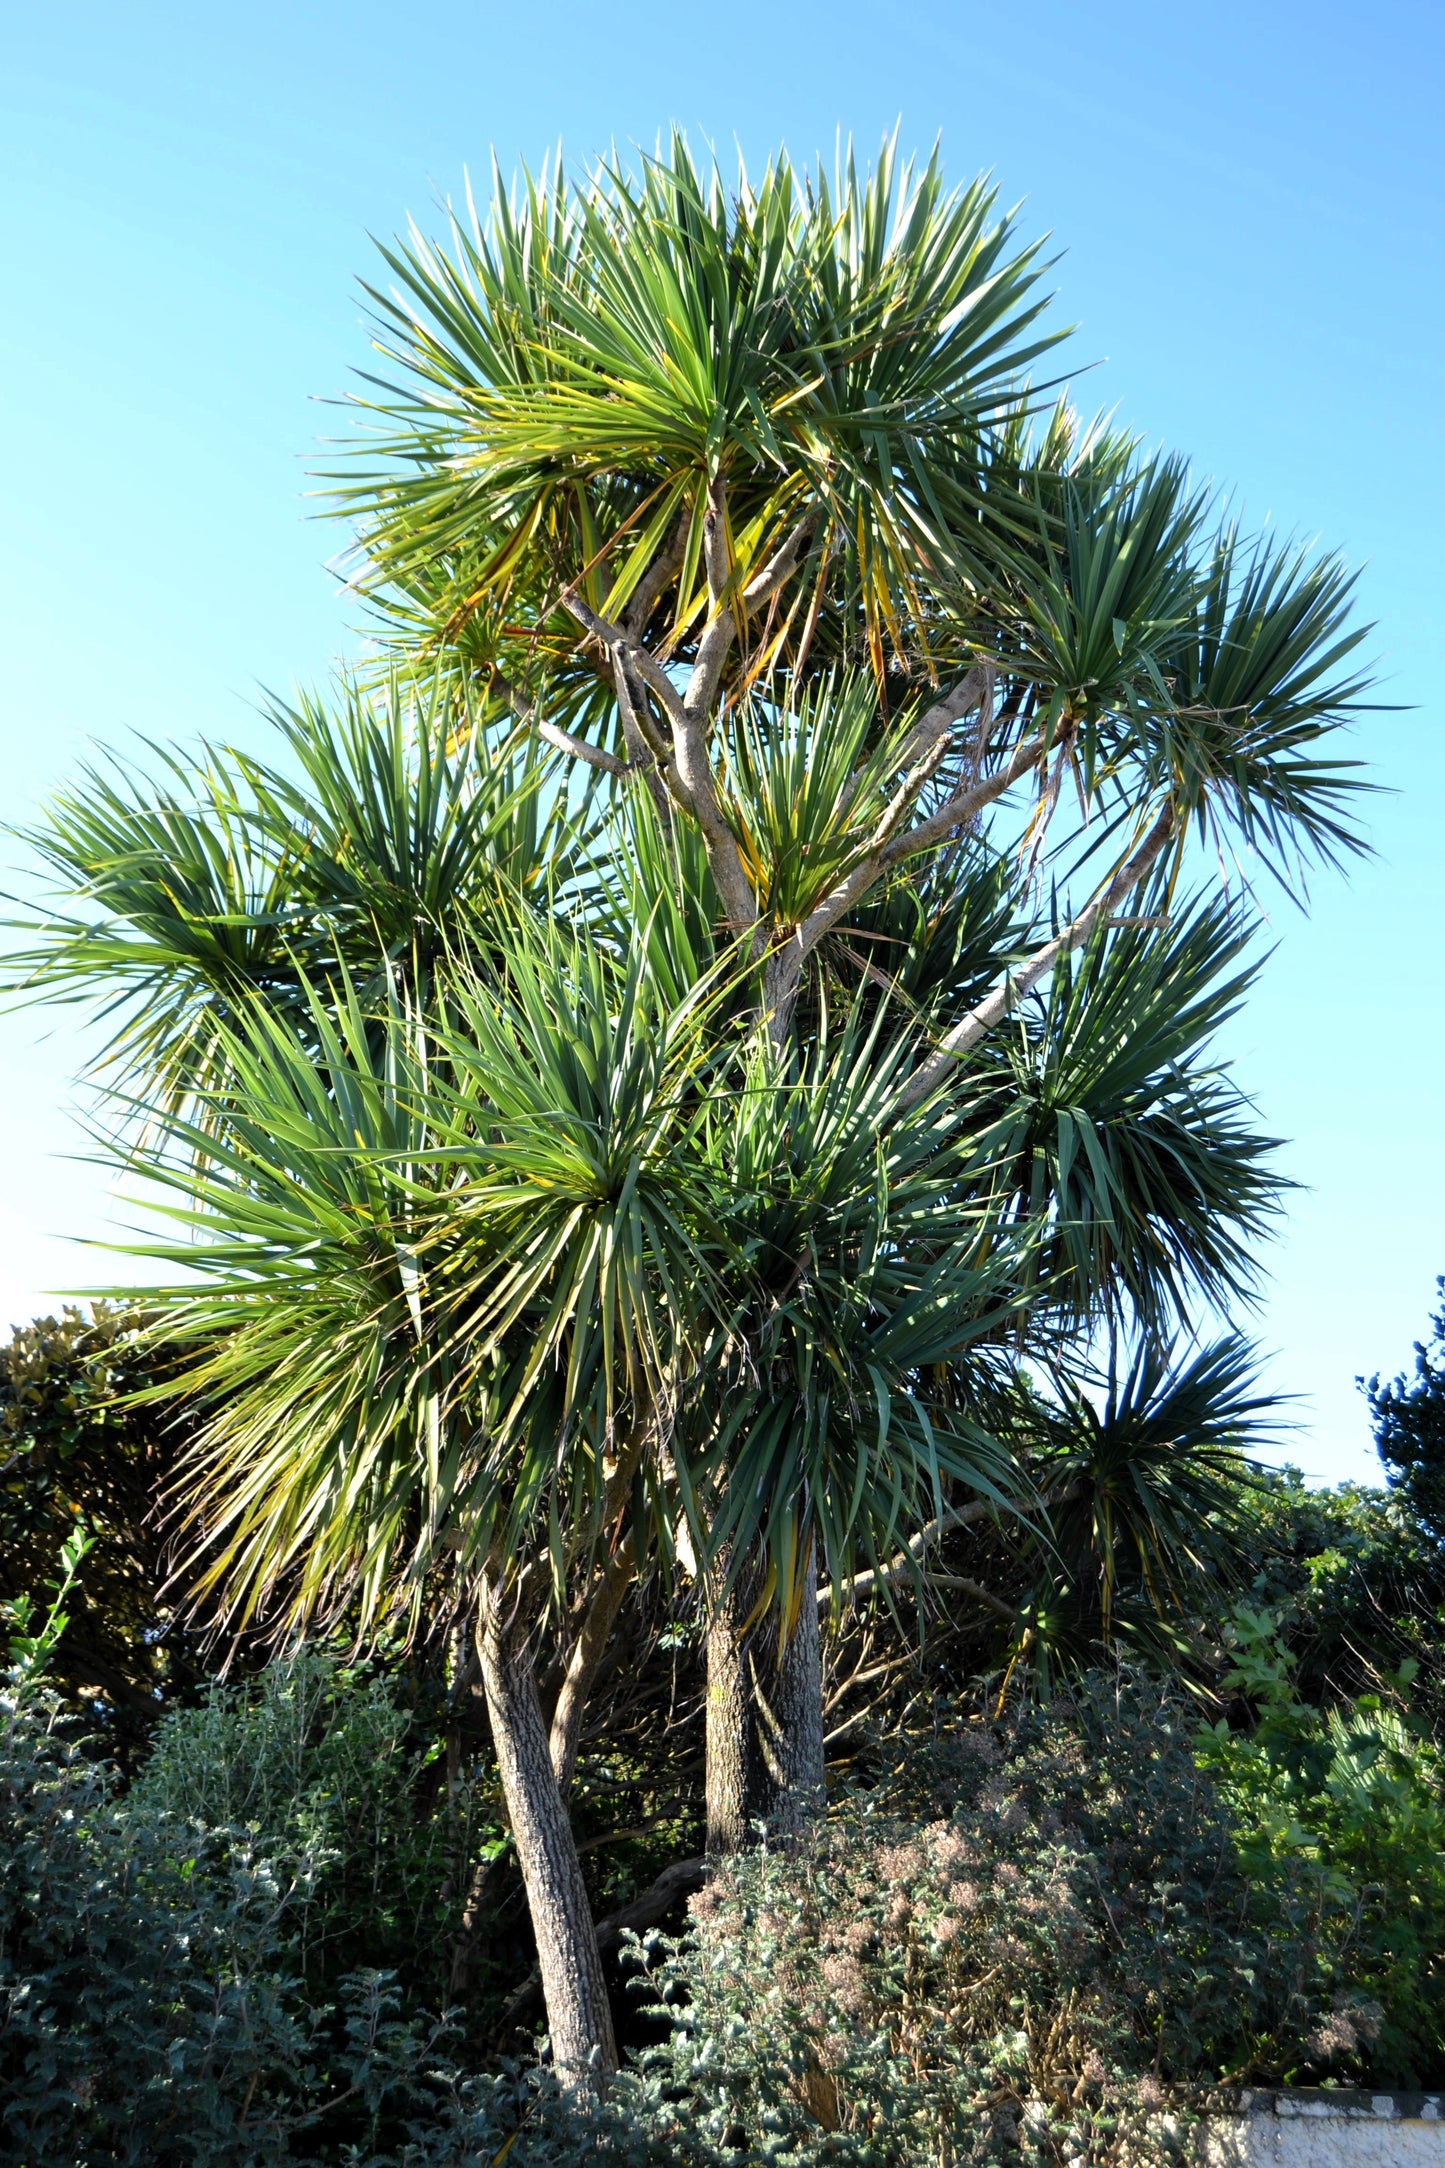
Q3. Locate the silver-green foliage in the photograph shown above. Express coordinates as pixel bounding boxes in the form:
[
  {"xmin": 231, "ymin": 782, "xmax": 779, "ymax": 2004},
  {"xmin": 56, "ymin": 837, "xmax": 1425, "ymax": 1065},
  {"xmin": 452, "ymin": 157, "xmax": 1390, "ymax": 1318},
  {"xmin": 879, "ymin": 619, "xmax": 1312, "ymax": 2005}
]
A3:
[
  {"xmin": 130, "ymin": 1646, "xmax": 471, "ymax": 1994},
  {"xmin": 0, "ymin": 1684, "xmax": 444, "ymax": 2166},
  {"xmin": 611, "ymin": 1680, "xmax": 1363, "ymax": 2166},
  {"xmin": 385, "ymin": 1679, "xmax": 1383, "ymax": 2168}
]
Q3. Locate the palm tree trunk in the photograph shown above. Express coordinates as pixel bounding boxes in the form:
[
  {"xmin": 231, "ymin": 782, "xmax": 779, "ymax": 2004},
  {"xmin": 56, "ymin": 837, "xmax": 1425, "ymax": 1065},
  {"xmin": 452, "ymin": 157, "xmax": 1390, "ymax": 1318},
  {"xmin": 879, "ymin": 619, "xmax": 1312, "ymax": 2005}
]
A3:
[
  {"xmin": 475, "ymin": 1577, "xmax": 617, "ymax": 2082},
  {"xmin": 705, "ymin": 1543, "xmax": 824, "ymax": 1853}
]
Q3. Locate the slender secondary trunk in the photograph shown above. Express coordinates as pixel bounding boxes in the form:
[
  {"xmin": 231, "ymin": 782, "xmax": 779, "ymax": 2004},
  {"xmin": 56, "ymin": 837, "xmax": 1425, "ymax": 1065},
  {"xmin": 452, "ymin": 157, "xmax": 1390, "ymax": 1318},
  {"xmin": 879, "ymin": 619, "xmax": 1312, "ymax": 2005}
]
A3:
[
  {"xmin": 547, "ymin": 1409, "xmax": 650, "ymax": 1794},
  {"xmin": 548, "ymin": 1535, "xmax": 636, "ymax": 1796},
  {"xmin": 475, "ymin": 1577, "xmax": 617, "ymax": 2082},
  {"xmin": 705, "ymin": 1543, "xmax": 824, "ymax": 1853}
]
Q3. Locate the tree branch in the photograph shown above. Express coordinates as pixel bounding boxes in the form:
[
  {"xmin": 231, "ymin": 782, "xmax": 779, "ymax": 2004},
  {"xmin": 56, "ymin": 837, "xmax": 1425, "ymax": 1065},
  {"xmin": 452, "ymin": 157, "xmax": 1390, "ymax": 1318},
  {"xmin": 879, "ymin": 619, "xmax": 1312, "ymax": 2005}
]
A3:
[
  {"xmin": 680, "ymin": 474, "xmax": 738, "ymax": 730},
  {"xmin": 876, "ymin": 722, "xmax": 1048, "ymax": 871},
  {"xmin": 564, "ymin": 487, "xmax": 764, "ymax": 941},
  {"xmin": 561, "ymin": 580, "xmax": 758, "ymax": 927},
  {"xmin": 762, "ymin": 674, "xmax": 1034, "ymax": 1031},
  {"xmin": 489, "ymin": 669, "xmax": 630, "ymax": 777},
  {"xmin": 559, "ymin": 589, "xmax": 689, "ymax": 734},
  {"xmin": 867, "ymin": 667, "xmax": 994, "ymax": 857},
  {"xmin": 817, "ymin": 1498, "xmax": 995, "ymax": 1609},
  {"xmin": 892, "ymin": 663, "xmax": 997, "ymax": 778},
  {"xmin": 548, "ymin": 1535, "xmax": 636, "ymax": 1795},
  {"xmin": 546, "ymin": 1407, "xmax": 655, "ymax": 1793},
  {"xmin": 612, "ymin": 653, "xmax": 666, "ymax": 767},
  {"xmin": 496, "ymin": 1854, "xmax": 707, "ymax": 2038},
  {"xmin": 620, "ymin": 515, "xmax": 689, "ymax": 638},
  {"xmin": 817, "ymin": 1481, "xmax": 1087, "ymax": 1611},
  {"xmin": 740, "ymin": 503, "xmax": 823, "ymax": 612},
  {"xmin": 613, "ymin": 653, "xmax": 690, "ymax": 819},
  {"xmin": 894, "ymin": 802, "xmax": 1177, "ymax": 1112},
  {"xmin": 923, "ymin": 1571, "xmax": 1017, "ymax": 1621},
  {"xmin": 652, "ymin": 479, "xmax": 761, "ymax": 935}
]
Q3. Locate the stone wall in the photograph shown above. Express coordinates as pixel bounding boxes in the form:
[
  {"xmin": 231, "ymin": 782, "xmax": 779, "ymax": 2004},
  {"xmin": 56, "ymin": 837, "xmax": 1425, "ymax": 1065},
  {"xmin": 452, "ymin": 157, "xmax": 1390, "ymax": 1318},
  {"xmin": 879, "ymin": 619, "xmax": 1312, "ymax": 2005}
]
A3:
[{"xmin": 1200, "ymin": 2089, "xmax": 1445, "ymax": 2165}]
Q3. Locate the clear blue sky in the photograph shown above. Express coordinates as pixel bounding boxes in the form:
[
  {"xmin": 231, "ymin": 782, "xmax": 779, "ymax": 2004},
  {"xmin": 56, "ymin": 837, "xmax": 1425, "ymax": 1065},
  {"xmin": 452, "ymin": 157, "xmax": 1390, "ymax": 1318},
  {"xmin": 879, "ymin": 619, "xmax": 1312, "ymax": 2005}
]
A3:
[{"xmin": 1, "ymin": 0, "xmax": 1440, "ymax": 1484}]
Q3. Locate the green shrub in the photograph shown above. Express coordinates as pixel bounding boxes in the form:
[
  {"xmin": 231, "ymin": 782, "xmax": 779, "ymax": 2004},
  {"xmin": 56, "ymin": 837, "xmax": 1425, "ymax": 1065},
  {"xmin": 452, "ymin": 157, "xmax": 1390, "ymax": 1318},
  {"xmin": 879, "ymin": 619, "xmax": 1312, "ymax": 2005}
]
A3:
[
  {"xmin": 129, "ymin": 1645, "xmax": 485, "ymax": 1999},
  {"xmin": 1198, "ymin": 1603, "xmax": 1445, "ymax": 2085},
  {"xmin": 1231, "ymin": 1468, "xmax": 1445, "ymax": 1717},
  {"xmin": 415, "ymin": 1680, "xmax": 1341, "ymax": 2168},
  {"xmin": 0, "ymin": 1677, "xmax": 455, "ymax": 2165},
  {"xmin": 0, "ymin": 1307, "xmax": 218, "ymax": 1759},
  {"xmin": 527, "ymin": 1667, "xmax": 1442, "ymax": 2165},
  {"xmin": 7, "ymin": 1645, "xmax": 1443, "ymax": 2166}
]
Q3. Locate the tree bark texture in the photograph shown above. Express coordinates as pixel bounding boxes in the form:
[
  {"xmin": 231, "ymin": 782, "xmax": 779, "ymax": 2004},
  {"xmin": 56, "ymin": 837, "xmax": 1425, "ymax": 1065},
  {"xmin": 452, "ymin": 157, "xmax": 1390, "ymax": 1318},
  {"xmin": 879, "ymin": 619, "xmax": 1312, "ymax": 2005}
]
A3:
[
  {"xmin": 475, "ymin": 1580, "xmax": 618, "ymax": 2081},
  {"xmin": 705, "ymin": 1543, "xmax": 825, "ymax": 1853}
]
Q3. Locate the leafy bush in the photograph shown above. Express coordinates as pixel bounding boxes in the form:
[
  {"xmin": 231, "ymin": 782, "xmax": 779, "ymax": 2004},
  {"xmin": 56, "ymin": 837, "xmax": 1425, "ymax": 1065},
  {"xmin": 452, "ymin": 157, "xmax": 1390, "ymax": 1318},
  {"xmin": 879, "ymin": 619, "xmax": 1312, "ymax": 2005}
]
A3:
[
  {"xmin": 0, "ymin": 1306, "xmax": 219, "ymax": 1759},
  {"xmin": 572, "ymin": 1678, "xmax": 1320, "ymax": 2167},
  {"xmin": 1367, "ymin": 1276, "xmax": 1445, "ymax": 1545},
  {"xmin": 432, "ymin": 1667, "xmax": 1445, "ymax": 2166},
  {"xmin": 0, "ymin": 1675, "xmax": 452, "ymax": 2166},
  {"xmin": 129, "ymin": 1646, "xmax": 487, "ymax": 1998},
  {"xmin": 1199, "ymin": 1604, "xmax": 1445, "ymax": 2085},
  {"xmin": 393, "ymin": 1660, "xmax": 1445, "ymax": 2168},
  {"xmin": 0, "ymin": 1654, "xmax": 689, "ymax": 2168},
  {"xmin": 6, "ymin": 1633, "xmax": 1444, "ymax": 2166},
  {"xmin": 1231, "ymin": 1467, "xmax": 1445, "ymax": 1715}
]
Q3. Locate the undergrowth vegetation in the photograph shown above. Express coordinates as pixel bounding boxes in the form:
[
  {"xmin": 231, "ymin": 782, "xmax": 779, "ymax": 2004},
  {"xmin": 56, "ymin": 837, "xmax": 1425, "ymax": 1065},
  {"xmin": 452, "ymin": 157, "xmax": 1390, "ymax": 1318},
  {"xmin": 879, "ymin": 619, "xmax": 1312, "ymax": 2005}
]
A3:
[{"xmin": 4, "ymin": 1634, "xmax": 1444, "ymax": 2166}]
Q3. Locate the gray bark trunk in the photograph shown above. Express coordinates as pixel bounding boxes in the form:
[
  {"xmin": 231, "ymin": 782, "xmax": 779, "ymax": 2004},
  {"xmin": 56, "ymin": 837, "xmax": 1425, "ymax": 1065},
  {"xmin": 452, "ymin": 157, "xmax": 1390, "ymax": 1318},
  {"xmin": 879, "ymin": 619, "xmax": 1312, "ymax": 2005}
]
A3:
[
  {"xmin": 476, "ymin": 1579, "xmax": 617, "ymax": 2083},
  {"xmin": 705, "ymin": 1543, "xmax": 825, "ymax": 1853}
]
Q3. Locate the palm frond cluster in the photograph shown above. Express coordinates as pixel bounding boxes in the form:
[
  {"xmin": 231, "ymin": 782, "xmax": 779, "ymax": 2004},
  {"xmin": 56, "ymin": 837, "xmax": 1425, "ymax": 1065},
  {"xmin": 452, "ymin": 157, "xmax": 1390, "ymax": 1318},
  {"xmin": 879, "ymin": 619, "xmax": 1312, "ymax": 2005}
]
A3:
[{"xmin": 15, "ymin": 686, "xmax": 1290, "ymax": 1676}]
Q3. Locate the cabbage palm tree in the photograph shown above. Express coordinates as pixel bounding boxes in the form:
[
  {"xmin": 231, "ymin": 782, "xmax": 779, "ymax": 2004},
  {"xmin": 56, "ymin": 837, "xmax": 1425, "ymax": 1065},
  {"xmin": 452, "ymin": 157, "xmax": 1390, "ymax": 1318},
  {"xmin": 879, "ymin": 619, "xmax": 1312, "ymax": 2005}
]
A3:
[
  {"xmin": 13, "ymin": 695, "xmax": 1299, "ymax": 1863},
  {"xmin": 339, "ymin": 138, "xmax": 1368, "ymax": 973},
  {"xmin": 11, "ymin": 134, "xmax": 1377, "ymax": 2061}
]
